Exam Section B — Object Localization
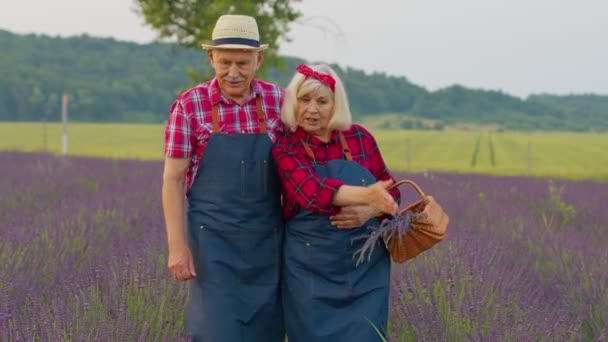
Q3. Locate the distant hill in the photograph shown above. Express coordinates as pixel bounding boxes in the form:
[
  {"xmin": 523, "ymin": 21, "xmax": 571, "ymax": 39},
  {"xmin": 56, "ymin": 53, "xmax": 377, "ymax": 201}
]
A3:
[{"xmin": 1, "ymin": 29, "xmax": 607, "ymax": 131}]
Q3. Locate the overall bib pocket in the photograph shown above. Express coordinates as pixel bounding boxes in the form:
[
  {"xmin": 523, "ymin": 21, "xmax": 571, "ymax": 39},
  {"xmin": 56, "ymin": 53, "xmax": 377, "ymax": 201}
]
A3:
[
  {"xmin": 308, "ymin": 242, "xmax": 353, "ymax": 298},
  {"xmin": 240, "ymin": 159, "xmax": 269, "ymax": 198},
  {"xmin": 195, "ymin": 223, "xmax": 241, "ymax": 284},
  {"xmin": 196, "ymin": 223, "xmax": 280, "ymax": 285}
]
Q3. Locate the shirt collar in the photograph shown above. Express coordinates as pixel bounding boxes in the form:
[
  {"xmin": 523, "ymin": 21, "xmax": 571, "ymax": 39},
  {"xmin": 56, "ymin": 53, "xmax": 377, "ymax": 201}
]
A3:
[
  {"xmin": 294, "ymin": 127, "xmax": 338, "ymax": 148},
  {"xmin": 209, "ymin": 78, "xmax": 261, "ymax": 105}
]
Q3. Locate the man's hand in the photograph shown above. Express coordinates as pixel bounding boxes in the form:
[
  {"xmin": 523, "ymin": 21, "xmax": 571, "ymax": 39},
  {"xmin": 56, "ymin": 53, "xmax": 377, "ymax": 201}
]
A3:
[
  {"xmin": 330, "ymin": 205, "xmax": 379, "ymax": 229},
  {"xmin": 163, "ymin": 157, "xmax": 194, "ymax": 281},
  {"xmin": 168, "ymin": 242, "xmax": 196, "ymax": 281}
]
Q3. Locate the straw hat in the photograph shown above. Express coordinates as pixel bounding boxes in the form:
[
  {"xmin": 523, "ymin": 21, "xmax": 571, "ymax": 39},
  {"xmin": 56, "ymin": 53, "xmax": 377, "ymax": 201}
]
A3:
[{"xmin": 201, "ymin": 15, "xmax": 268, "ymax": 50}]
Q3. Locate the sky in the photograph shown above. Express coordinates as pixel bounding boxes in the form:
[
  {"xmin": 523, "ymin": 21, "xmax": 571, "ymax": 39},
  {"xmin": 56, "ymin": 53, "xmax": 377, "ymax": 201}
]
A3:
[{"xmin": 1, "ymin": 0, "xmax": 607, "ymax": 98}]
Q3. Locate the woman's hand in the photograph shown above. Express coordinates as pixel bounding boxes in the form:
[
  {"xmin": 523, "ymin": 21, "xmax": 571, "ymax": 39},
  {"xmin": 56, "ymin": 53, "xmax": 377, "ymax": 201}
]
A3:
[
  {"xmin": 168, "ymin": 241, "xmax": 196, "ymax": 281},
  {"xmin": 332, "ymin": 179, "xmax": 398, "ymax": 215},
  {"xmin": 367, "ymin": 179, "xmax": 398, "ymax": 216},
  {"xmin": 330, "ymin": 205, "xmax": 379, "ymax": 229}
]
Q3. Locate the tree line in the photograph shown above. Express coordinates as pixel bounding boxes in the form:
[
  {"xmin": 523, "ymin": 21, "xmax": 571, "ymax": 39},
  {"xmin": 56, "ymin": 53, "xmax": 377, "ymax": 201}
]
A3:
[{"xmin": 1, "ymin": 29, "xmax": 606, "ymax": 131}]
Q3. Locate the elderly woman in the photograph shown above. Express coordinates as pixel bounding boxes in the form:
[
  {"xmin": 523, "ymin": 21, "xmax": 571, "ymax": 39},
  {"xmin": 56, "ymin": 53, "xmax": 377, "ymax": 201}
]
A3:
[{"xmin": 272, "ymin": 64, "xmax": 401, "ymax": 341}]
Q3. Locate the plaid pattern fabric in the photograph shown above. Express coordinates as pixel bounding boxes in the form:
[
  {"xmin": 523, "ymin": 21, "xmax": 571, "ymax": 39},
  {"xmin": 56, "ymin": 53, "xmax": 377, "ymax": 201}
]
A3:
[
  {"xmin": 164, "ymin": 79, "xmax": 284, "ymax": 190},
  {"xmin": 272, "ymin": 124, "xmax": 401, "ymax": 220}
]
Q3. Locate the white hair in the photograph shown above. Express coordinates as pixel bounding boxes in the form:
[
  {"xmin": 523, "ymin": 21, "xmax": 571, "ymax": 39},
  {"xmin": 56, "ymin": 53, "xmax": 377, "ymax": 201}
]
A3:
[{"xmin": 281, "ymin": 64, "xmax": 352, "ymax": 132}]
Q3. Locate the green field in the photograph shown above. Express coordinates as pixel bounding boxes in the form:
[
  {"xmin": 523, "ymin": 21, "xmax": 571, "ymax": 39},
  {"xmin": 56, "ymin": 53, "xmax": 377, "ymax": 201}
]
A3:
[
  {"xmin": 375, "ymin": 130, "xmax": 608, "ymax": 180},
  {"xmin": 0, "ymin": 122, "xmax": 165, "ymax": 160},
  {"xmin": 2, "ymin": 122, "xmax": 607, "ymax": 180}
]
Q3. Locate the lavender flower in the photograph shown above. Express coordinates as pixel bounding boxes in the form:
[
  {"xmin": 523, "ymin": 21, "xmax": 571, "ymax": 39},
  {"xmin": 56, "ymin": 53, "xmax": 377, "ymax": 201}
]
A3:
[
  {"xmin": 2, "ymin": 152, "xmax": 607, "ymax": 341},
  {"xmin": 353, "ymin": 211, "xmax": 426, "ymax": 266}
]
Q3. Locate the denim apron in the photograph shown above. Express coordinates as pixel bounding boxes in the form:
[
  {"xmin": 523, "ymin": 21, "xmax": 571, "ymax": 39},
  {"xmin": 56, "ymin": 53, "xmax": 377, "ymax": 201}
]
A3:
[
  {"xmin": 282, "ymin": 132, "xmax": 390, "ymax": 342},
  {"xmin": 185, "ymin": 97, "xmax": 284, "ymax": 341}
]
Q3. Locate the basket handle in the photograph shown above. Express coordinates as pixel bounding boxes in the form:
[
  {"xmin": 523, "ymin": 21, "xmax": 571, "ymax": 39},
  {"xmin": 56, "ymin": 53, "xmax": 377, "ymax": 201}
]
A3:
[
  {"xmin": 389, "ymin": 179, "xmax": 426, "ymax": 200},
  {"xmin": 389, "ymin": 179, "xmax": 427, "ymax": 214}
]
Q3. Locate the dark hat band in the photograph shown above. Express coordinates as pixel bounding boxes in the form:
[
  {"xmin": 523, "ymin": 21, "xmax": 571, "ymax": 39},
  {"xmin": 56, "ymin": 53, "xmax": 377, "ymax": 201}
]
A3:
[{"xmin": 212, "ymin": 37, "xmax": 260, "ymax": 47}]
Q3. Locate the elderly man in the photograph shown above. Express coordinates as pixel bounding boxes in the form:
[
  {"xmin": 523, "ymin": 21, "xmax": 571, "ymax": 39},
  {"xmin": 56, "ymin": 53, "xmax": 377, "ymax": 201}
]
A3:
[{"xmin": 162, "ymin": 15, "xmax": 285, "ymax": 341}]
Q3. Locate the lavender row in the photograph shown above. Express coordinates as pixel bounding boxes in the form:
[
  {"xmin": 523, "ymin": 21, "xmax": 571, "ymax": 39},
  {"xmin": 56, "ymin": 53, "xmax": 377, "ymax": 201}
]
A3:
[{"xmin": 1, "ymin": 152, "xmax": 606, "ymax": 341}]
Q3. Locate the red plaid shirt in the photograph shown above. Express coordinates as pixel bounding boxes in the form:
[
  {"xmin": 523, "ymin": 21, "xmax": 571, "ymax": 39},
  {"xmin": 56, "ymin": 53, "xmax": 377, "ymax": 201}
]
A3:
[
  {"xmin": 272, "ymin": 124, "xmax": 401, "ymax": 220},
  {"xmin": 164, "ymin": 79, "xmax": 284, "ymax": 191}
]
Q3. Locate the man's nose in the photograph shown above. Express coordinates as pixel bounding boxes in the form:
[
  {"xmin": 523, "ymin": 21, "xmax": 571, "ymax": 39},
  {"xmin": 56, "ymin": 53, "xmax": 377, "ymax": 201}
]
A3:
[{"xmin": 227, "ymin": 64, "xmax": 239, "ymax": 77}]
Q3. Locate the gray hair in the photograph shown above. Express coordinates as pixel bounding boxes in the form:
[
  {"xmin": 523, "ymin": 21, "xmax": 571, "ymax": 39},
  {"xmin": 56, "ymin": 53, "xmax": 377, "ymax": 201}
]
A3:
[{"xmin": 281, "ymin": 64, "xmax": 352, "ymax": 132}]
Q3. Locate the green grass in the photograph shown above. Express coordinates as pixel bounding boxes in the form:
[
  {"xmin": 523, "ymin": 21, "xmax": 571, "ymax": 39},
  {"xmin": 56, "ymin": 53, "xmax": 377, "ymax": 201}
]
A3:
[
  {"xmin": 0, "ymin": 122, "xmax": 164, "ymax": 160},
  {"xmin": 374, "ymin": 129, "xmax": 608, "ymax": 180},
  {"xmin": 2, "ymin": 122, "xmax": 607, "ymax": 180}
]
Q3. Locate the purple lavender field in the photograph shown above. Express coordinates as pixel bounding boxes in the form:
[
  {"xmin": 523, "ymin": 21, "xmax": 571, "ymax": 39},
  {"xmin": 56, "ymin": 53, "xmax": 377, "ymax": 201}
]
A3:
[{"xmin": 1, "ymin": 151, "xmax": 606, "ymax": 341}]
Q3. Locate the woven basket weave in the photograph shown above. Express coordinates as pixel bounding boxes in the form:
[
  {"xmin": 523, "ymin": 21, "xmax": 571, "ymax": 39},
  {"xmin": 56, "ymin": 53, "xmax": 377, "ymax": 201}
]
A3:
[{"xmin": 386, "ymin": 180, "xmax": 449, "ymax": 263}]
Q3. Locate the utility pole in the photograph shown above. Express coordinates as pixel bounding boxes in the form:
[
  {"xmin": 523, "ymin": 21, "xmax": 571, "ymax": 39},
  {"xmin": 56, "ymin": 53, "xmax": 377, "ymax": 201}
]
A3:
[
  {"xmin": 406, "ymin": 138, "xmax": 411, "ymax": 171},
  {"xmin": 42, "ymin": 115, "xmax": 47, "ymax": 152},
  {"xmin": 527, "ymin": 141, "xmax": 532, "ymax": 175},
  {"xmin": 61, "ymin": 92, "xmax": 69, "ymax": 156}
]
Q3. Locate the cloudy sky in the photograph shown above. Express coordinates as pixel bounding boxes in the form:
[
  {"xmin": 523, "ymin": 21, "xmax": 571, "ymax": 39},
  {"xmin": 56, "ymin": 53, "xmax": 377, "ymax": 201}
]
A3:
[{"xmin": 1, "ymin": 0, "xmax": 606, "ymax": 98}]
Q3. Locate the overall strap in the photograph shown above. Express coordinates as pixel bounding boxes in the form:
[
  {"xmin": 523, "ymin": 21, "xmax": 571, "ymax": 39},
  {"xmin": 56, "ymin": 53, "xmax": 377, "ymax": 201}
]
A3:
[
  {"xmin": 212, "ymin": 104, "xmax": 220, "ymax": 133},
  {"xmin": 211, "ymin": 96, "xmax": 267, "ymax": 134},
  {"xmin": 300, "ymin": 131, "xmax": 352, "ymax": 163},
  {"xmin": 301, "ymin": 139, "xmax": 316, "ymax": 163},
  {"xmin": 338, "ymin": 131, "xmax": 352, "ymax": 161},
  {"xmin": 255, "ymin": 97, "xmax": 267, "ymax": 134}
]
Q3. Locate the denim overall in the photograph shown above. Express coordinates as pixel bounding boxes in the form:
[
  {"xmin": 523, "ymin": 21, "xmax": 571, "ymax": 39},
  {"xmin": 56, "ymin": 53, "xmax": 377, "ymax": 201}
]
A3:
[
  {"xmin": 282, "ymin": 132, "xmax": 390, "ymax": 342},
  {"xmin": 185, "ymin": 97, "xmax": 284, "ymax": 341}
]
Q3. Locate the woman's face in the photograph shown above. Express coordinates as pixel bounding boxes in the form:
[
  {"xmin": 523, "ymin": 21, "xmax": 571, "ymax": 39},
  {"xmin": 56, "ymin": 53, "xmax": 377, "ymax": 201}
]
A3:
[{"xmin": 296, "ymin": 87, "xmax": 335, "ymax": 141}]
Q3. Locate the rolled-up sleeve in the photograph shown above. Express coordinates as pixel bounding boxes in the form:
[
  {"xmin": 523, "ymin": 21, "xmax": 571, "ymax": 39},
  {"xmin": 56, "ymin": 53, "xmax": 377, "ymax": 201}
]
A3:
[
  {"xmin": 272, "ymin": 137, "xmax": 344, "ymax": 216},
  {"xmin": 164, "ymin": 98, "xmax": 195, "ymax": 158},
  {"xmin": 357, "ymin": 126, "xmax": 401, "ymax": 204}
]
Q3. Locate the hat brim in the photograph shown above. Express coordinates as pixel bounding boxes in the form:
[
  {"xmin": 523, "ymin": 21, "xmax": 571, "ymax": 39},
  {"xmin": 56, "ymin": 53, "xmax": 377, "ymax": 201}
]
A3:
[{"xmin": 201, "ymin": 43, "xmax": 268, "ymax": 51}]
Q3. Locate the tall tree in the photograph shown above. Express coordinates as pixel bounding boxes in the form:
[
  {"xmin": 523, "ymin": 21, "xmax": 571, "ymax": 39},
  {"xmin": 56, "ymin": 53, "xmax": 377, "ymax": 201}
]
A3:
[{"xmin": 134, "ymin": 0, "xmax": 301, "ymax": 82}]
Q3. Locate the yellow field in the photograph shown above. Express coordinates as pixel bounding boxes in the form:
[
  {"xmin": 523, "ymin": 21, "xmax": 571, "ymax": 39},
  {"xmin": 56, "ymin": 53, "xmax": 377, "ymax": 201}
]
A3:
[{"xmin": 1, "ymin": 122, "xmax": 607, "ymax": 180}]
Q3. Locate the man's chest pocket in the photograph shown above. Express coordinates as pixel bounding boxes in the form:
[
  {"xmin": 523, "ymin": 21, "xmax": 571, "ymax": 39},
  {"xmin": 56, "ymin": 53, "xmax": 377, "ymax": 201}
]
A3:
[{"xmin": 240, "ymin": 159, "xmax": 269, "ymax": 198}]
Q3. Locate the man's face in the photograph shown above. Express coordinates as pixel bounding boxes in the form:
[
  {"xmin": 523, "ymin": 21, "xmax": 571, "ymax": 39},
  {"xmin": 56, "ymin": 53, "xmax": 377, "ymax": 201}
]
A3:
[{"xmin": 208, "ymin": 49, "xmax": 263, "ymax": 103}]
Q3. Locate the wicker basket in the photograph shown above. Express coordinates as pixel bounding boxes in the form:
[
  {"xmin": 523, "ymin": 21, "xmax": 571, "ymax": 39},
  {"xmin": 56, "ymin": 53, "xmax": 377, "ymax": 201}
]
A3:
[{"xmin": 386, "ymin": 180, "xmax": 449, "ymax": 263}]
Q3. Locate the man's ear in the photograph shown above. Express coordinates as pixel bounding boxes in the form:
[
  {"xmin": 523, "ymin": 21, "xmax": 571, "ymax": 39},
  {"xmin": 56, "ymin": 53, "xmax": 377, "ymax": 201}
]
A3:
[
  {"xmin": 256, "ymin": 50, "xmax": 264, "ymax": 69},
  {"xmin": 207, "ymin": 50, "xmax": 215, "ymax": 64}
]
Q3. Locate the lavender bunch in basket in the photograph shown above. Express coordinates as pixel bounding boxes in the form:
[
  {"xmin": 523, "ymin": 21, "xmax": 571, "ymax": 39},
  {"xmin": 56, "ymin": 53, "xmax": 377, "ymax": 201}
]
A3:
[{"xmin": 353, "ymin": 211, "xmax": 427, "ymax": 266}]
